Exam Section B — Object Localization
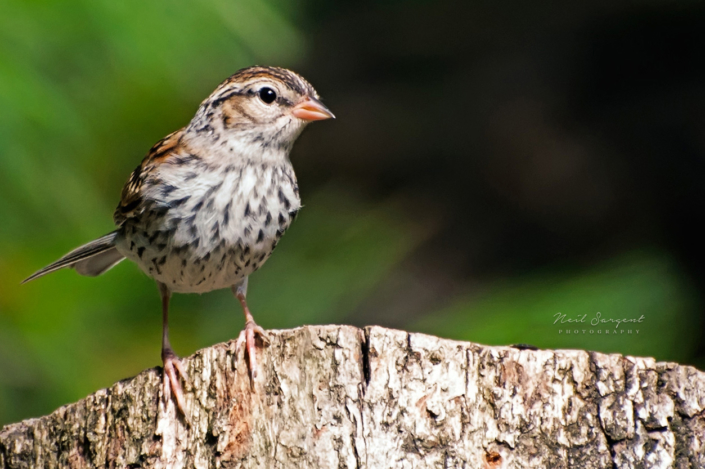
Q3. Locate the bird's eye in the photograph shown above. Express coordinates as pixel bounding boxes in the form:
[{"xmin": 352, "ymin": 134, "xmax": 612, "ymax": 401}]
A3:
[{"xmin": 258, "ymin": 87, "xmax": 277, "ymax": 104}]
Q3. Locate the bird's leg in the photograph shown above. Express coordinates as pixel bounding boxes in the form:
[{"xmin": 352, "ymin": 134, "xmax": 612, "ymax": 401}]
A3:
[
  {"xmin": 158, "ymin": 282, "xmax": 187, "ymax": 414},
  {"xmin": 232, "ymin": 278, "xmax": 269, "ymax": 388}
]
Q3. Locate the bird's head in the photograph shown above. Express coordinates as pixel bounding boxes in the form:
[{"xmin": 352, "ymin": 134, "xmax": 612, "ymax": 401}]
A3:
[{"xmin": 185, "ymin": 66, "xmax": 334, "ymax": 160}]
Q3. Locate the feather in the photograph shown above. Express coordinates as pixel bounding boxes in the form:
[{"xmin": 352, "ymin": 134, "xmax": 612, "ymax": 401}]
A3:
[
  {"xmin": 22, "ymin": 231, "xmax": 123, "ymax": 283},
  {"xmin": 114, "ymin": 128, "xmax": 185, "ymax": 225},
  {"xmin": 74, "ymin": 248, "xmax": 125, "ymax": 277}
]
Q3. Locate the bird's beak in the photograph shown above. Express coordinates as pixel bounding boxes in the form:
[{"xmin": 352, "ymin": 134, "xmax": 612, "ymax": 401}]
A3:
[{"xmin": 292, "ymin": 97, "xmax": 335, "ymax": 121}]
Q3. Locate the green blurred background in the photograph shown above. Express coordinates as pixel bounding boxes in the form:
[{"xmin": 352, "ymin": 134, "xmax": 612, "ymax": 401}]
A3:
[{"xmin": 2, "ymin": 0, "xmax": 705, "ymax": 426}]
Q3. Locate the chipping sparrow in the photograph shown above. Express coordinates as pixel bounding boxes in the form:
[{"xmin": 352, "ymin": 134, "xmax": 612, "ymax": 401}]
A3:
[{"xmin": 24, "ymin": 66, "xmax": 334, "ymax": 414}]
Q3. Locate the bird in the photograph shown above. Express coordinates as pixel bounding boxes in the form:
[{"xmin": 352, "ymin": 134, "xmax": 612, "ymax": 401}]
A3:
[{"xmin": 23, "ymin": 65, "xmax": 334, "ymax": 414}]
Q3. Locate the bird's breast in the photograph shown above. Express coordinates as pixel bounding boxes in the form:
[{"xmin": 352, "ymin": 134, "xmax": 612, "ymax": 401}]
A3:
[{"xmin": 117, "ymin": 160, "xmax": 301, "ymax": 292}]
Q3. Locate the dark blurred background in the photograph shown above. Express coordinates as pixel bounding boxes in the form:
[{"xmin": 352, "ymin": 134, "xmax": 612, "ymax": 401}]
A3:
[{"xmin": 2, "ymin": 0, "xmax": 704, "ymax": 426}]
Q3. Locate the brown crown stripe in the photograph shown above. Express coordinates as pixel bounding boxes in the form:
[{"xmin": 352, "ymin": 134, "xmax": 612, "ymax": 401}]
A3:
[{"xmin": 217, "ymin": 66, "xmax": 314, "ymax": 97}]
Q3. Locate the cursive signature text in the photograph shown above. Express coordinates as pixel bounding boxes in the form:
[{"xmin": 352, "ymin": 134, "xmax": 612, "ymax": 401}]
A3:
[{"xmin": 554, "ymin": 312, "xmax": 645, "ymax": 329}]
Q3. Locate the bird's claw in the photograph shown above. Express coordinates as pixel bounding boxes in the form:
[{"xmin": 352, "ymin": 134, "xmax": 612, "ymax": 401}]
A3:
[
  {"xmin": 236, "ymin": 320, "xmax": 269, "ymax": 387},
  {"xmin": 162, "ymin": 348, "xmax": 188, "ymax": 417}
]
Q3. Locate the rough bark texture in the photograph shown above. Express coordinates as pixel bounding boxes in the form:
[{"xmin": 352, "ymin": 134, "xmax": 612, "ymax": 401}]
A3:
[{"xmin": 1, "ymin": 325, "xmax": 704, "ymax": 468}]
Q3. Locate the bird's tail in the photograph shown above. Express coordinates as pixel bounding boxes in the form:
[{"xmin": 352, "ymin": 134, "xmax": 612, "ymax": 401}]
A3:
[{"xmin": 22, "ymin": 231, "xmax": 125, "ymax": 284}]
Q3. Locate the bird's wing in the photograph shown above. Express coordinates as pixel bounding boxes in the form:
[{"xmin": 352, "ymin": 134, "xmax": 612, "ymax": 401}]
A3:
[{"xmin": 113, "ymin": 128, "xmax": 186, "ymax": 225}]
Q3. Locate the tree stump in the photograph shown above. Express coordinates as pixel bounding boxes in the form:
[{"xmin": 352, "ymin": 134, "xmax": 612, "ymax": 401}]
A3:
[{"xmin": 1, "ymin": 325, "xmax": 704, "ymax": 468}]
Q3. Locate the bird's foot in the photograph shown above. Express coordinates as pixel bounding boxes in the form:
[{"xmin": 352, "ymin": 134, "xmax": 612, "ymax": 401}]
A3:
[
  {"xmin": 236, "ymin": 319, "xmax": 269, "ymax": 388},
  {"xmin": 162, "ymin": 347, "xmax": 188, "ymax": 416}
]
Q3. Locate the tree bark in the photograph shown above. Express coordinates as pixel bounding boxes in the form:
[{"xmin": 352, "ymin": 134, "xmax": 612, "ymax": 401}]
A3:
[{"xmin": 1, "ymin": 325, "xmax": 704, "ymax": 468}]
